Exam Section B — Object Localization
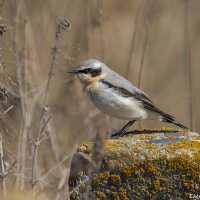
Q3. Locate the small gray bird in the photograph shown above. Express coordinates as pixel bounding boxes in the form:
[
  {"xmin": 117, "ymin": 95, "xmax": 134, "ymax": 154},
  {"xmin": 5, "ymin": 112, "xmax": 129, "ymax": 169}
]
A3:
[{"xmin": 69, "ymin": 59, "xmax": 187, "ymax": 136}]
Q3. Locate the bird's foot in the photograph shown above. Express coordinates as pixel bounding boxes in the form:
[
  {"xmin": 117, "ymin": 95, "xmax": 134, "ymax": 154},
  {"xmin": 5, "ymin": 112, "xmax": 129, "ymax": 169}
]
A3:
[
  {"xmin": 111, "ymin": 120, "xmax": 136, "ymax": 138},
  {"xmin": 111, "ymin": 131, "xmax": 126, "ymax": 138}
]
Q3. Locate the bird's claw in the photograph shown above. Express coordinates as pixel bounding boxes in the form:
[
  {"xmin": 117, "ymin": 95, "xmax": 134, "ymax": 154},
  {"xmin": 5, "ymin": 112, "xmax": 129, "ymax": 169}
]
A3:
[{"xmin": 111, "ymin": 131, "xmax": 126, "ymax": 138}]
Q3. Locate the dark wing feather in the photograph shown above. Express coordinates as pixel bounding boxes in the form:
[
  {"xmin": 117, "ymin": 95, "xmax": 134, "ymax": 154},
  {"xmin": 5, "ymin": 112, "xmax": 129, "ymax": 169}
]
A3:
[
  {"xmin": 101, "ymin": 80, "xmax": 174, "ymax": 120},
  {"xmin": 134, "ymin": 90, "xmax": 187, "ymax": 129}
]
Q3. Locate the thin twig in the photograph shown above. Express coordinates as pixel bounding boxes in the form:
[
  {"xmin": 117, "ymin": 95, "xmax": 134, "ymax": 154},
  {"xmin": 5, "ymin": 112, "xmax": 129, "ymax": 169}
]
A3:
[
  {"xmin": 46, "ymin": 123, "xmax": 65, "ymax": 176},
  {"xmin": 97, "ymin": 0, "xmax": 111, "ymax": 134},
  {"xmin": 3, "ymin": 105, "xmax": 14, "ymax": 115},
  {"xmin": 54, "ymin": 168, "xmax": 70, "ymax": 200},
  {"xmin": 183, "ymin": 0, "xmax": 193, "ymax": 130},
  {"xmin": 36, "ymin": 152, "xmax": 73, "ymax": 185},
  {"xmin": 14, "ymin": 0, "xmax": 28, "ymax": 190},
  {"xmin": 6, "ymin": 160, "xmax": 17, "ymax": 174},
  {"xmin": 20, "ymin": 0, "xmax": 31, "ymax": 190},
  {"xmin": 85, "ymin": 0, "xmax": 91, "ymax": 58},
  {"xmin": 137, "ymin": 0, "xmax": 151, "ymax": 129},
  {"xmin": 32, "ymin": 114, "xmax": 51, "ymax": 187},
  {"xmin": 0, "ymin": 0, "xmax": 4, "ymax": 13},
  {"xmin": 0, "ymin": 132, "xmax": 6, "ymax": 198},
  {"xmin": 98, "ymin": 0, "xmax": 107, "ymax": 62},
  {"xmin": 32, "ymin": 18, "xmax": 70, "ymax": 189},
  {"xmin": 38, "ymin": 114, "xmax": 51, "ymax": 139},
  {"xmin": 138, "ymin": 0, "xmax": 151, "ymax": 88},
  {"xmin": 126, "ymin": 3, "xmax": 141, "ymax": 78}
]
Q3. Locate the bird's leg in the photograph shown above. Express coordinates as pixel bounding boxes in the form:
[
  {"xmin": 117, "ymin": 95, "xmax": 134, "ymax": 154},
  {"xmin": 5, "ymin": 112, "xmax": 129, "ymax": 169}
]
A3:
[
  {"xmin": 111, "ymin": 120, "xmax": 136, "ymax": 138},
  {"xmin": 120, "ymin": 120, "xmax": 136, "ymax": 133}
]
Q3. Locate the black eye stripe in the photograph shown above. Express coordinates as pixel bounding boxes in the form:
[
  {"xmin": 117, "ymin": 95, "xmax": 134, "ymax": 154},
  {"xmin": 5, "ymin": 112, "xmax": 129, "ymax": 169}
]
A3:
[
  {"xmin": 78, "ymin": 68, "xmax": 93, "ymax": 74},
  {"xmin": 78, "ymin": 67, "xmax": 102, "ymax": 77}
]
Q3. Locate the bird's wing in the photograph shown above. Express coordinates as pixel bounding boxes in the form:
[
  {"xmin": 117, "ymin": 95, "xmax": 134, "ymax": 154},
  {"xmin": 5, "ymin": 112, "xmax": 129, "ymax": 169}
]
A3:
[
  {"xmin": 103, "ymin": 69, "xmax": 175, "ymax": 120},
  {"xmin": 102, "ymin": 67, "xmax": 187, "ymax": 129},
  {"xmin": 103, "ymin": 69, "xmax": 153, "ymax": 102}
]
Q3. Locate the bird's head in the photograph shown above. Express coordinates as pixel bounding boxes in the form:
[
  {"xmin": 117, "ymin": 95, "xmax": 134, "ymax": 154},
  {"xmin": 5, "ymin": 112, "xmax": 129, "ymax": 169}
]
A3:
[{"xmin": 68, "ymin": 59, "xmax": 106, "ymax": 84}]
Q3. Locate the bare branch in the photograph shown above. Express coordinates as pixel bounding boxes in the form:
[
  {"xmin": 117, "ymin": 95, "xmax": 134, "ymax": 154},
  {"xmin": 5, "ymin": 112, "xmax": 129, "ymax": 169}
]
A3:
[
  {"xmin": 36, "ymin": 152, "xmax": 73, "ymax": 185},
  {"xmin": 32, "ymin": 18, "xmax": 70, "ymax": 190},
  {"xmin": 54, "ymin": 168, "xmax": 70, "ymax": 200},
  {"xmin": 3, "ymin": 105, "xmax": 14, "ymax": 115},
  {"xmin": 0, "ymin": 132, "xmax": 6, "ymax": 197}
]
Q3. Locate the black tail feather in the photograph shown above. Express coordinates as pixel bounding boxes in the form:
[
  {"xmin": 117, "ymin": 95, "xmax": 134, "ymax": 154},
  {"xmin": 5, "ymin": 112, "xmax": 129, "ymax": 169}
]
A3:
[
  {"xmin": 172, "ymin": 121, "xmax": 188, "ymax": 130},
  {"xmin": 162, "ymin": 115, "xmax": 188, "ymax": 130}
]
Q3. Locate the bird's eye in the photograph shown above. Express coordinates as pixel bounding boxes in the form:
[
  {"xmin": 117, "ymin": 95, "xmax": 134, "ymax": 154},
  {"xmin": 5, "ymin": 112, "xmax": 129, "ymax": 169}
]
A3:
[{"xmin": 84, "ymin": 68, "xmax": 93, "ymax": 73}]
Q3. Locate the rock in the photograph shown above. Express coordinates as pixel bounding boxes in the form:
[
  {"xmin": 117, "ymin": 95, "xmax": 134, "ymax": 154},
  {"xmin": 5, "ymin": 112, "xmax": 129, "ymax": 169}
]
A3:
[
  {"xmin": 70, "ymin": 152, "xmax": 95, "ymax": 176},
  {"xmin": 69, "ymin": 128, "xmax": 200, "ymax": 200}
]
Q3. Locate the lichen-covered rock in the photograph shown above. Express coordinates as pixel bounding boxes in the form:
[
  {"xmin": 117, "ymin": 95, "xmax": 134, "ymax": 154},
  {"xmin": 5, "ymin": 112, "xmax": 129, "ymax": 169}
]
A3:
[{"xmin": 69, "ymin": 129, "xmax": 200, "ymax": 200}]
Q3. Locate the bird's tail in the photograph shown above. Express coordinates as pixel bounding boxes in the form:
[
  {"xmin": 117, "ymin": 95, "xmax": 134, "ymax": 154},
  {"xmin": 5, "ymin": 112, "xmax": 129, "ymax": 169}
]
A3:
[{"xmin": 161, "ymin": 113, "xmax": 188, "ymax": 130}]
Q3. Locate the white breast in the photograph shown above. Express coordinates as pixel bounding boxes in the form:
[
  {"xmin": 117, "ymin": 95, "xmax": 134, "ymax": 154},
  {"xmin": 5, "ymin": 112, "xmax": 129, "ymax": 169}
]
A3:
[{"xmin": 85, "ymin": 82, "xmax": 147, "ymax": 120}]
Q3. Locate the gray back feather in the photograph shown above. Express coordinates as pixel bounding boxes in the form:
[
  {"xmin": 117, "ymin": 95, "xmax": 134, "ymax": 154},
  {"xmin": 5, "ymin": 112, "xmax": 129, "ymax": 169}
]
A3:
[{"xmin": 101, "ymin": 62, "xmax": 150, "ymax": 99}]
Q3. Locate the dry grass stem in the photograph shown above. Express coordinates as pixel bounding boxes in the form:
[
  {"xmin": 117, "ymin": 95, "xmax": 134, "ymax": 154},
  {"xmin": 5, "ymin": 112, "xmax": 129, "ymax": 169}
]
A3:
[
  {"xmin": 183, "ymin": 0, "xmax": 193, "ymax": 130},
  {"xmin": 0, "ymin": 132, "xmax": 6, "ymax": 198},
  {"xmin": 138, "ymin": 0, "xmax": 151, "ymax": 88},
  {"xmin": 98, "ymin": 0, "xmax": 107, "ymax": 62},
  {"xmin": 46, "ymin": 124, "xmax": 65, "ymax": 176},
  {"xmin": 54, "ymin": 167, "xmax": 71, "ymax": 200},
  {"xmin": 38, "ymin": 151, "xmax": 74, "ymax": 185},
  {"xmin": 85, "ymin": 0, "xmax": 91, "ymax": 58},
  {"xmin": 3, "ymin": 105, "xmax": 14, "ymax": 115},
  {"xmin": 13, "ymin": 0, "xmax": 31, "ymax": 191},
  {"xmin": 32, "ymin": 19, "xmax": 70, "ymax": 190},
  {"xmin": 126, "ymin": 3, "xmax": 141, "ymax": 78}
]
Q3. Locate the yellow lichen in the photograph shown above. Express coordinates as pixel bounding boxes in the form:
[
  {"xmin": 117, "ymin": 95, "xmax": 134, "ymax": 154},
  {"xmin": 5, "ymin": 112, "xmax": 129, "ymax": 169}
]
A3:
[
  {"xmin": 118, "ymin": 188, "xmax": 129, "ymax": 200},
  {"xmin": 110, "ymin": 174, "xmax": 121, "ymax": 185},
  {"xmin": 122, "ymin": 166, "xmax": 137, "ymax": 179},
  {"xmin": 193, "ymin": 152, "xmax": 200, "ymax": 161},
  {"xmin": 107, "ymin": 160, "xmax": 123, "ymax": 170},
  {"xmin": 152, "ymin": 180, "xmax": 160, "ymax": 191},
  {"xmin": 97, "ymin": 192, "xmax": 106, "ymax": 200},
  {"xmin": 77, "ymin": 142, "xmax": 93, "ymax": 154},
  {"xmin": 92, "ymin": 171, "xmax": 111, "ymax": 187},
  {"xmin": 145, "ymin": 162, "xmax": 159, "ymax": 176},
  {"xmin": 111, "ymin": 192, "xmax": 120, "ymax": 200},
  {"xmin": 183, "ymin": 180, "xmax": 196, "ymax": 193},
  {"xmin": 71, "ymin": 129, "xmax": 200, "ymax": 199},
  {"xmin": 112, "ymin": 188, "xmax": 128, "ymax": 200}
]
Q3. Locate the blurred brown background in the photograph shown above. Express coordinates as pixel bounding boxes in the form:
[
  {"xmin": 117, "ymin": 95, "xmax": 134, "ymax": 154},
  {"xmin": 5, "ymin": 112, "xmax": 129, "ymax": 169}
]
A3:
[{"xmin": 0, "ymin": 0, "xmax": 199, "ymax": 198}]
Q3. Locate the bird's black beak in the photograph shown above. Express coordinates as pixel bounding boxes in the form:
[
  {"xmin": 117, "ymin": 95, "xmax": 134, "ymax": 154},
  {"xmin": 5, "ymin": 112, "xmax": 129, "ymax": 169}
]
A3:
[{"xmin": 68, "ymin": 69, "xmax": 79, "ymax": 74}]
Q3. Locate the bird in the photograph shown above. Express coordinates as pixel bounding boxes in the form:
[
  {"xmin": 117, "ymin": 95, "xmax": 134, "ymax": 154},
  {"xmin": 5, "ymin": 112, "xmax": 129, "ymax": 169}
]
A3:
[{"xmin": 68, "ymin": 59, "xmax": 188, "ymax": 137}]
